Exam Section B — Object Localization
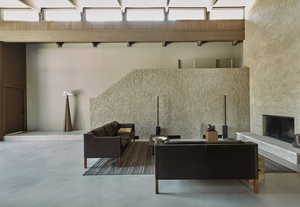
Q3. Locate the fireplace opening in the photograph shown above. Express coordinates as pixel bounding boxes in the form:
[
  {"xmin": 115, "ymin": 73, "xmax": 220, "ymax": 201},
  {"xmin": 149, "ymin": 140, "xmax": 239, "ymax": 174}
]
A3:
[{"xmin": 263, "ymin": 115, "xmax": 295, "ymax": 143}]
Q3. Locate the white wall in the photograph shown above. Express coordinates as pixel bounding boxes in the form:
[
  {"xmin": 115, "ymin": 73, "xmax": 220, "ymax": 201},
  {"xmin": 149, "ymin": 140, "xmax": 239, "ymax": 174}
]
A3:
[{"xmin": 27, "ymin": 42, "xmax": 242, "ymax": 131}]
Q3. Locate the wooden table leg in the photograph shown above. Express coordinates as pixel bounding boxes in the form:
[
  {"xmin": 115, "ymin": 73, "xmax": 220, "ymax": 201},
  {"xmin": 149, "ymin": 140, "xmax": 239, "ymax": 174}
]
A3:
[
  {"xmin": 155, "ymin": 179, "xmax": 159, "ymax": 194},
  {"xmin": 259, "ymin": 156, "xmax": 266, "ymax": 183},
  {"xmin": 253, "ymin": 179, "xmax": 259, "ymax": 193},
  {"xmin": 118, "ymin": 157, "xmax": 122, "ymax": 167},
  {"xmin": 84, "ymin": 157, "xmax": 87, "ymax": 169}
]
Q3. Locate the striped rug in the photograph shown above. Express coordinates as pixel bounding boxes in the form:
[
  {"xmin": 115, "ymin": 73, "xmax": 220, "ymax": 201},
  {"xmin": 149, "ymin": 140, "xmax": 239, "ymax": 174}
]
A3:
[
  {"xmin": 83, "ymin": 141, "xmax": 295, "ymax": 176},
  {"xmin": 83, "ymin": 141, "xmax": 154, "ymax": 175}
]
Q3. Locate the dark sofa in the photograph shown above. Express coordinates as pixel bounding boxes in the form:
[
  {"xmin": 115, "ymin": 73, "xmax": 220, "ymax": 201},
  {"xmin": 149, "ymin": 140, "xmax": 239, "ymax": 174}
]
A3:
[
  {"xmin": 84, "ymin": 121, "xmax": 135, "ymax": 168},
  {"xmin": 154, "ymin": 141, "xmax": 259, "ymax": 194}
]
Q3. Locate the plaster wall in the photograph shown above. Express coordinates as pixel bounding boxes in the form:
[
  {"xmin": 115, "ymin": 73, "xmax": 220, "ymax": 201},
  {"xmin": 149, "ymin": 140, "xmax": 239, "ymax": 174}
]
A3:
[
  {"xmin": 244, "ymin": 0, "xmax": 300, "ymax": 134},
  {"xmin": 91, "ymin": 68, "xmax": 250, "ymax": 138},
  {"xmin": 27, "ymin": 42, "xmax": 242, "ymax": 131}
]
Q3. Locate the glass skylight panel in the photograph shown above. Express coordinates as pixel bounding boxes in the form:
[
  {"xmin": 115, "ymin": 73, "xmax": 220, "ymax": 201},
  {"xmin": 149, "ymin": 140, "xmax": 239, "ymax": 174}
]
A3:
[
  {"xmin": 86, "ymin": 9, "xmax": 122, "ymax": 21},
  {"xmin": 34, "ymin": 0, "xmax": 75, "ymax": 8},
  {"xmin": 169, "ymin": 0, "xmax": 210, "ymax": 7},
  {"xmin": 123, "ymin": 0, "xmax": 167, "ymax": 7},
  {"xmin": 168, "ymin": 8, "xmax": 206, "ymax": 20},
  {"xmin": 126, "ymin": 9, "xmax": 165, "ymax": 21},
  {"xmin": 210, "ymin": 8, "xmax": 244, "ymax": 20},
  {"xmin": 1, "ymin": 9, "xmax": 39, "ymax": 21},
  {"xmin": 0, "ymin": 0, "xmax": 30, "ymax": 8},
  {"xmin": 76, "ymin": 0, "xmax": 120, "ymax": 8},
  {"xmin": 44, "ymin": 9, "xmax": 81, "ymax": 22},
  {"xmin": 214, "ymin": 0, "xmax": 246, "ymax": 7}
]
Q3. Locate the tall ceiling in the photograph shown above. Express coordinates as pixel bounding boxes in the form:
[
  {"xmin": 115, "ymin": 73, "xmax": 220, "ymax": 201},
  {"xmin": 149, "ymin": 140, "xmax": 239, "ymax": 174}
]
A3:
[{"xmin": 0, "ymin": 0, "xmax": 247, "ymax": 9}]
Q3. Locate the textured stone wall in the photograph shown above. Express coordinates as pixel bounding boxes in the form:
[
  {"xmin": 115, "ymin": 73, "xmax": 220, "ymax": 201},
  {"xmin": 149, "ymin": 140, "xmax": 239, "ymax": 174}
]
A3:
[
  {"xmin": 90, "ymin": 68, "xmax": 250, "ymax": 139},
  {"xmin": 244, "ymin": 0, "xmax": 300, "ymax": 134}
]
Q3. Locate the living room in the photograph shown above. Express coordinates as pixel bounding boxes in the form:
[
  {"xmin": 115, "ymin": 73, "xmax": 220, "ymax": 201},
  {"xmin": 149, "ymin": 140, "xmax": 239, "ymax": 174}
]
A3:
[{"xmin": 0, "ymin": 0, "xmax": 300, "ymax": 207}]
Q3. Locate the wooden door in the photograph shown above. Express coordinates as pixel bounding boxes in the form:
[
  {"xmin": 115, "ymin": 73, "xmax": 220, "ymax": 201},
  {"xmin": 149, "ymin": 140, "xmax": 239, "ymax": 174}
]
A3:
[
  {"xmin": 0, "ymin": 43, "xmax": 26, "ymax": 140},
  {"xmin": 3, "ymin": 87, "xmax": 26, "ymax": 134}
]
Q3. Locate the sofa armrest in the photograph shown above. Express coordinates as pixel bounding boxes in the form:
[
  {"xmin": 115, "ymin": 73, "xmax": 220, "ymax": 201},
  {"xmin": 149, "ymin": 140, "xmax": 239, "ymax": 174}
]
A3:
[{"xmin": 84, "ymin": 133, "xmax": 122, "ymax": 158}]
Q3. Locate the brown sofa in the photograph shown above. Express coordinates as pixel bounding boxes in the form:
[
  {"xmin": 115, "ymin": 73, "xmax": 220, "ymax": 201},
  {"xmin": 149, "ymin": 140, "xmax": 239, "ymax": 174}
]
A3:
[
  {"xmin": 84, "ymin": 121, "xmax": 135, "ymax": 168},
  {"xmin": 154, "ymin": 141, "xmax": 259, "ymax": 194}
]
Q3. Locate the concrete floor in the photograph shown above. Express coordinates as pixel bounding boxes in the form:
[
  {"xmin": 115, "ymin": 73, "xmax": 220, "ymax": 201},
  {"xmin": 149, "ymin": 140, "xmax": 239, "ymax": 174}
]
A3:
[{"xmin": 0, "ymin": 140, "xmax": 300, "ymax": 207}]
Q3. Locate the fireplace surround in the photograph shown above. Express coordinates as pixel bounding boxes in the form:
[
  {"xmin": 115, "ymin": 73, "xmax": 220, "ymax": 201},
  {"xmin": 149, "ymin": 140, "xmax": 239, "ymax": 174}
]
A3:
[{"xmin": 263, "ymin": 115, "xmax": 295, "ymax": 144}]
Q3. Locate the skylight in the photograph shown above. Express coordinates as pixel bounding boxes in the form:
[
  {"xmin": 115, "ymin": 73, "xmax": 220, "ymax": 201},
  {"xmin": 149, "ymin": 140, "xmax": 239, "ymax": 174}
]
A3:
[
  {"xmin": 214, "ymin": 0, "xmax": 246, "ymax": 7},
  {"xmin": 169, "ymin": 0, "xmax": 211, "ymax": 7},
  {"xmin": 168, "ymin": 8, "xmax": 206, "ymax": 20},
  {"xmin": 86, "ymin": 9, "xmax": 123, "ymax": 22},
  {"xmin": 1, "ymin": 9, "xmax": 39, "ymax": 22},
  {"xmin": 0, "ymin": 0, "xmax": 30, "ymax": 8},
  {"xmin": 33, "ymin": 0, "xmax": 75, "ymax": 8},
  {"xmin": 126, "ymin": 8, "xmax": 165, "ymax": 21},
  {"xmin": 44, "ymin": 9, "xmax": 81, "ymax": 22},
  {"xmin": 123, "ymin": 0, "xmax": 167, "ymax": 7},
  {"xmin": 75, "ymin": 0, "xmax": 120, "ymax": 8},
  {"xmin": 210, "ymin": 8, "xmax": 244, "ymax": 20}
]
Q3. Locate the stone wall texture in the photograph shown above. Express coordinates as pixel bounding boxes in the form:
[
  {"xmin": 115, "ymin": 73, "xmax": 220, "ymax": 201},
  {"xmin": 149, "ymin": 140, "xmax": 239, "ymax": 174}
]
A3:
[
  {"xmin": 90, "ymin": 68, "xmax": 250, "ymax": 139},
  {"xmin": 244, "ymin": 0, "xmax": 300, "ymax": 134}
]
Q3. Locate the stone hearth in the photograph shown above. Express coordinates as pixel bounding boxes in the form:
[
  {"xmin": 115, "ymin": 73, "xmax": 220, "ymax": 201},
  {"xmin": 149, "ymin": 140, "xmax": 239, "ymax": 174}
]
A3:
[{"xmin": 237, "ymin": 132, "xmax": 300, "ymax": 172}]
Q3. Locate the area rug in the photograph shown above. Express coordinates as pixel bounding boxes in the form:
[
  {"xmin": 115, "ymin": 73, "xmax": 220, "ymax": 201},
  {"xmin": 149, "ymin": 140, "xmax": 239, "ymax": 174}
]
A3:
[
  {"xmin": 83, "ymin": 141, "xmax": 295, "ymax": 176},
  {"xmin": 83, "ymin": 141, "xmax": 154, "ymax": 175}
]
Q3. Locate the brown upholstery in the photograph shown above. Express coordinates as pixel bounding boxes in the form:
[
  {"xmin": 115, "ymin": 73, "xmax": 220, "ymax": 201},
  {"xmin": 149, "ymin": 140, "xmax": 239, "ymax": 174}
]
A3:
[
  {"xmin": 154, "ymin": 141, "xmax": 259, "ymax": 194},
  {"xmin": 103, "ymin": 121, "xmax": 119, "ymax": 136},
  {"xmin": 84, "ymin": 121, "xmax": 135, "ymax": 168},
  {"xmin": 92, "ymin": 126, "xmax": 107, "ymax": 136}
]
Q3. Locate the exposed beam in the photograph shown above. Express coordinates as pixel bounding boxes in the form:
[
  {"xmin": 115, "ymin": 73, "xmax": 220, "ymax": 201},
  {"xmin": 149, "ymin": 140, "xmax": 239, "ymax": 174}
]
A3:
[
  {"xmin": 205, "ymin": 8, "xmax": 210, "ymax": 20},
  {"xmin": 127, "ymin": 42, "xmax": 135, "ymax": 47},
  {"xmin": 0, "ymin": 20, "xmax": 245, "ymax": 43},
  {"xmin": 167, "ymin": 0, "xmax": 171, "ymax": 7},
  {"xmin": 117, "ymin": 0, "xmax": 122, "ymax": 7},
  {"xmin": 92, "ymin": 42, "xmax": 100, "ymax": 47},
  {"xmin": 69, "ymin": 0, "xmax": 77, "ymax": 7},
  {"xmin": 196, "ymin": 41, "xmax": 207, "ymax": 47},
  {"xmin": 162, "ymin": 41, "xmax": 172, "ymax": 47},
  {"xmin": 212, "ymin": 0, "xmax": 219, "ymax": 5},
  {"xmin": 19, "ymin": 0, "xmax": 36, "ymax": 9},
  {"xmin": 56, "ymin": 42, "xmax": 64, "ymax": 48},
  {"xmin": 232, "ymin": 40, "xmax": 242, "ymax": 46}
]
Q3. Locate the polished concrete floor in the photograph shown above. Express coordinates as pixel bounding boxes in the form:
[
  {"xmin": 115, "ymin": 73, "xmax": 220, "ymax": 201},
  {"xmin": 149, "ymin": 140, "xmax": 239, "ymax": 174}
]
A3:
[{"xmin": 1, "ymin": 140, "xmax": 300, "ymax": 207}]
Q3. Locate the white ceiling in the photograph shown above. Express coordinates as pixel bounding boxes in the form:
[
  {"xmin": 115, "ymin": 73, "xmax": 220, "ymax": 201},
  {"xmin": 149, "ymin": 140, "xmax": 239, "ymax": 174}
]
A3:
[
  {"xmin": 0, "ymin": 0, "xmax": 246, "ymax": 22},
  {"xmin": 0, "ymin": 0, "xmax": 247, "ymax": 9}
]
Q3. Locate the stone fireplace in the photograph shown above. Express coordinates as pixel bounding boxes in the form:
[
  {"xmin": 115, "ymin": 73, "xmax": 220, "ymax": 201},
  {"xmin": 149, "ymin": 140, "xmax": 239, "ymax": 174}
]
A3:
[
  {"xmin": 263, "ymin": 115, "xmax": 295, "ymax": 144},
  {"xmin": 237, "ymin": 114, "xmax": 300, "ymax": 169}
]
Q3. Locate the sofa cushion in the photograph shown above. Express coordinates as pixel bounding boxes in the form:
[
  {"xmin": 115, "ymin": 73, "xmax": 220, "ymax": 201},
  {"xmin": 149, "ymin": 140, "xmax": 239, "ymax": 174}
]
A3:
[
  {"xmin": 120, "ymin": 134, "xmax": 130, "ymax": 147},
  {"xmin": 91, "ymin": 126, "xmax": 107, "ymax": 136},
  {"xmin": 103, "ymin": 121, "xmax": 120, "ymax": 136},
  {"xmin": 118, "ymin": 128, "xmax": 132, "ymax": 135}
]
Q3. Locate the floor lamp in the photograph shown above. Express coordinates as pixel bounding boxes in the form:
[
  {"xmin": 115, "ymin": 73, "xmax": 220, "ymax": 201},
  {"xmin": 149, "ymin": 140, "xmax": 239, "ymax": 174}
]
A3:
[{"xmin": 64, "ymin": 91, "xmax": 73, "ymax": 132}]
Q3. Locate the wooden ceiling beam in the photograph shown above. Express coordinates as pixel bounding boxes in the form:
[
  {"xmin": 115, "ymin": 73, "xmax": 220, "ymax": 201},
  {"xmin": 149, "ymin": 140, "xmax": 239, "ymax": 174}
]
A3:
[
  {"xmin": 0, "ymin": 20, "xmax": 245, "ymax": 43},
  {"xmin": 232, "ymin": 40, "xmax": 242, "ymax": 46},
  {"xmin": 56, "ymin": 42, "xmax": 64, "ymax": 48},
  {"xmin": 92, "ymin": 42, "xmax": 100, "ymax": 47},
  {"xmin": 127, "ymin": 42, "xmax": 135, "ymax": 47},
  {"xmin": 196, "ymin": 41, "xmax": 207, "ymax": 47},
  {"xmin": 19, "ymin": 0, "xmax": 36, "ymax": 9},
  {"xmin": 162, "ymin": 41, "xmax": 172, "ymax": 47}
]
